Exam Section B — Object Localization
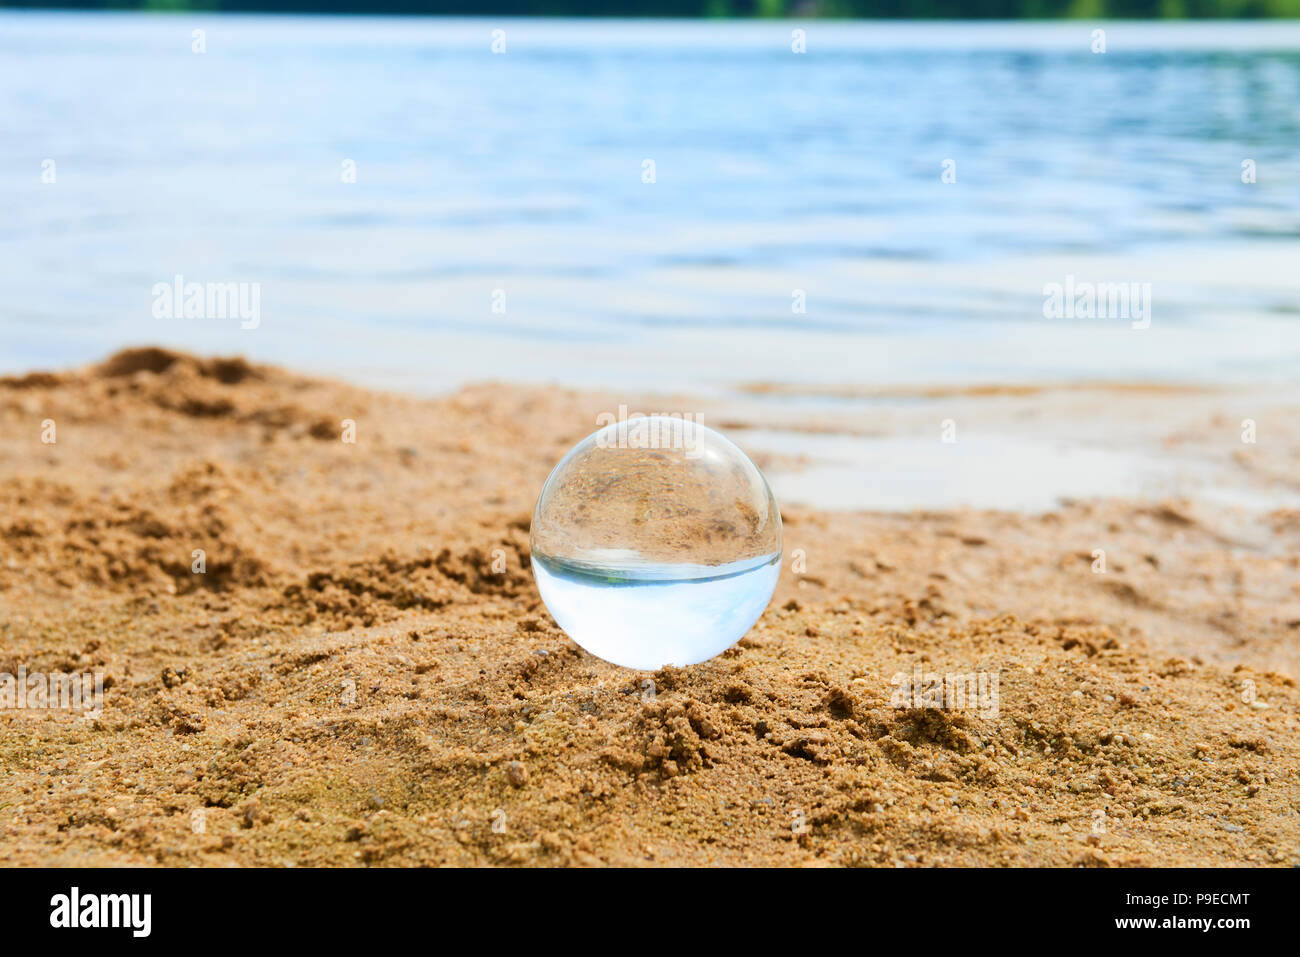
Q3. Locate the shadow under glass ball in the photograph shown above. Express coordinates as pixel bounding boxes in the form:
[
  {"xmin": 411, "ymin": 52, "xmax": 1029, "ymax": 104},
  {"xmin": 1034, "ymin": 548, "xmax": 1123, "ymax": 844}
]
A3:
[{"xmin": 530, "ymin": 416, "xmax": 781, "ymax": 670}]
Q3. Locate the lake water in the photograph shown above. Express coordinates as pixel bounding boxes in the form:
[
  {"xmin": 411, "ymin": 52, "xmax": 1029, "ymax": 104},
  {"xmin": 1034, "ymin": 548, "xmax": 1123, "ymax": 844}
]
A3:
[{"xmin": 3, "ymin": 12, "xmax": 1300, "ymax": 396}]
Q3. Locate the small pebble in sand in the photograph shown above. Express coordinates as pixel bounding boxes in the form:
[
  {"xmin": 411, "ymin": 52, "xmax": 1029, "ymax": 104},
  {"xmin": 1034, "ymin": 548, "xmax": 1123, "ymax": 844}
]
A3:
[{"xmin": 506, "ymin": 761, "xmax": 529, "ymax": 788}]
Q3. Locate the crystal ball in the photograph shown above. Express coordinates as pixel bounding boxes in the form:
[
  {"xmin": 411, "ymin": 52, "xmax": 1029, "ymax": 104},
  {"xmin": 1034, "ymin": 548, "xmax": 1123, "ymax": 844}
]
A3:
[{"xmin": 530, "ymin": 415, "xmax": 782, "ymax": 670}]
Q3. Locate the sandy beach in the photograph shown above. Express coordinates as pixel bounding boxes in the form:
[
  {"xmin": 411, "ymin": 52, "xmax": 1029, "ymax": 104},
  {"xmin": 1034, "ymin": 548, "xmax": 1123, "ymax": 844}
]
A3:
[{"xmin": 1, "ymin": 347, "xmax": 1297, "ymax": 867}]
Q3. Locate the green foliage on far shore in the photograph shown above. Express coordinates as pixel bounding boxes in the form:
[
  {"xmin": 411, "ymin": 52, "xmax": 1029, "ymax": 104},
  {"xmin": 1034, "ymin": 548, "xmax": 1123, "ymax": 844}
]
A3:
[{"xmin": 6, "ymin": 0, "xmax": 1300, "ymax": 17}]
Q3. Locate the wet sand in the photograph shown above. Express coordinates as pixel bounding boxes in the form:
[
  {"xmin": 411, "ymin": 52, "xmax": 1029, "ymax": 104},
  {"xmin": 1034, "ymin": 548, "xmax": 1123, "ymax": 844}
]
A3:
[{"xmin": 0, "ymin": 348, "xmax": 1297, "ymax": 866}]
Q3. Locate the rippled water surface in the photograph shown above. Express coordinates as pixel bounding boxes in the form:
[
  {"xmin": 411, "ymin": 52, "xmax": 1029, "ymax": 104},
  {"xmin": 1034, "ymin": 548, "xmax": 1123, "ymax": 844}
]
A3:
[{"xmin": 3, "ymin": 13, "xmax": 1299, "ymax": 389}]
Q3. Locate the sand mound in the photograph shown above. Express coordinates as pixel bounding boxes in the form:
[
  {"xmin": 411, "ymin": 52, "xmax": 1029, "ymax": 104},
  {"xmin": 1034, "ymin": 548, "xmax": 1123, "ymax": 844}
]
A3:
[{"xmin": 0, "ymin": 350, "xmax": 1296, "ymax": 866}]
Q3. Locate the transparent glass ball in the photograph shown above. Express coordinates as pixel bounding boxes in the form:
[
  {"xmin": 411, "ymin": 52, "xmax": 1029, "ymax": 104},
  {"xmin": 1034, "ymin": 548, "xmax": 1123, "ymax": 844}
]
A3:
[{"xmin": 530, "ymin": 416, "xmax": 782, "ymax": 670}]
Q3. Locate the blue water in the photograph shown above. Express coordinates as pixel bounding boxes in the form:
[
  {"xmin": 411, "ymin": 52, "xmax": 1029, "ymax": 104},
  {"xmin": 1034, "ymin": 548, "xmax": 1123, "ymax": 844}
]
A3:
[
  {"xmin": 2, "ymin": 13, "xmax": 1299, "ymax": 389},
  {"xmin": 531, "ymin": 551, "xmax": 781, "ymax": 669}
]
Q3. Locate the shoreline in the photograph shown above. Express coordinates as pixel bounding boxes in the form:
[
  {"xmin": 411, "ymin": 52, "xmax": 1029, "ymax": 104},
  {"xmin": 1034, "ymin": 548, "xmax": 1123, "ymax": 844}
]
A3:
[{"xmin": 11, "ymin": 348, "xmax": 1298, "ymax": 515}]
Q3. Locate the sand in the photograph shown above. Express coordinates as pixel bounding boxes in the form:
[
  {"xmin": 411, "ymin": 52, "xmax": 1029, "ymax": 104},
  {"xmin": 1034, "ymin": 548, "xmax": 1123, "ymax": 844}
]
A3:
[{"xmin": 0, "ymin": 347, "xmax": 1297, "ymax": 867}]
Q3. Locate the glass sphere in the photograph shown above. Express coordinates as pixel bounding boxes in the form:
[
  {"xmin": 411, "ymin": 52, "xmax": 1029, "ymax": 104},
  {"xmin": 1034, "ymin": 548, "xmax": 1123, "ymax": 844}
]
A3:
[{"xmin": 530, "ymin": 416, "xmax": 782, "ymax": 670}]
